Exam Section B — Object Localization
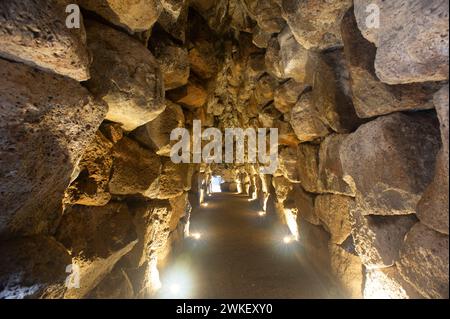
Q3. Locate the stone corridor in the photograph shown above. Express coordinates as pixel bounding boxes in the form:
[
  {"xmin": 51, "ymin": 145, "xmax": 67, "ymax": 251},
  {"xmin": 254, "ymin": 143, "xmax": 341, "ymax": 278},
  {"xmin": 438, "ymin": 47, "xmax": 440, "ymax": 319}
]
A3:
[{"xmin": 158, "ymin": 192, "xmax": 337, "ymax": 299}]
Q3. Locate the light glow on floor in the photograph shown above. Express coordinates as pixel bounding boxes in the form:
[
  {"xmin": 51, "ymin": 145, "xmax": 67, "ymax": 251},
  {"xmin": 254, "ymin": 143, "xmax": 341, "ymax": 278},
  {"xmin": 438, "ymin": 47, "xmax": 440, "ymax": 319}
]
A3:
[
  {"xmin": 160, "ymin": 266, "xmax": 193, "ymax": 299},
  {"xmin": 283, "ymin": 235, "xmax": 294, "ymax": 244}
]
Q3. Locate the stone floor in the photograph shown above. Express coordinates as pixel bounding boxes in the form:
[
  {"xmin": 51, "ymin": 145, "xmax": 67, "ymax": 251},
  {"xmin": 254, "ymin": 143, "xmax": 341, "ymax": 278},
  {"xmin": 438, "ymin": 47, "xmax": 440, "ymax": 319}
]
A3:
[{"xmin": 158, "ymin": 192, "xmax": 340, "ymax": 299}]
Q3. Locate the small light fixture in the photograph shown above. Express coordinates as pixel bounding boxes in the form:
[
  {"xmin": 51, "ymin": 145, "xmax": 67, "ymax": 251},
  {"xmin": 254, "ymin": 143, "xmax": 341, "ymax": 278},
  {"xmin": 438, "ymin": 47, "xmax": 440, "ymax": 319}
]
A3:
[
  {"xmin": 159, "ymin": 266, "xmax": 193, "ymax": 298},
  {"xmin": 191, "ymin": 232, "xmax": 202, "ymax": 240},
  {"xmin": 283, "ymin": 236, "xmax": 293, "ymax": 244},
  {"xmin": 258, "ymin": 211, "xmax": 266, "ymax": 217},
  {"xmin": 284, "ymin": 209, "xmax": 300, "ymax": 241}
]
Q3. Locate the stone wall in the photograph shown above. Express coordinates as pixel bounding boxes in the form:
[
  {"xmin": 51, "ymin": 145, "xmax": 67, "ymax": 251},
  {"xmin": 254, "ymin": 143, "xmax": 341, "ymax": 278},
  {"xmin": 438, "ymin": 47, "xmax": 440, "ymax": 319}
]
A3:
[
  {"xmin": 0, "ymin": 0, "xmax": 193, "ymax": 299},
  {"xmin": 268, "ymin": 3, "xmax": 449, "ymax": 299}
]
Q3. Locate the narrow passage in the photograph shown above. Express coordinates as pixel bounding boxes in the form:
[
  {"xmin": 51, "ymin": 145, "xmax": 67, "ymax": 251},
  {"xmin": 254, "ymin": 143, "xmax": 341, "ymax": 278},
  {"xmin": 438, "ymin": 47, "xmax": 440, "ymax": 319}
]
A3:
[{"xmin": 159, "ymin": 193, "xmax": 338, "ymax": 299}]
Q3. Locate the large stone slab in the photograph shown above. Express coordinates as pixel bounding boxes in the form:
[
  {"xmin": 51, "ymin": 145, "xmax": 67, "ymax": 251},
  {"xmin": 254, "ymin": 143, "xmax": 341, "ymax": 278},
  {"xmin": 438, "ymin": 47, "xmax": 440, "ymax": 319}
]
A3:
[
  {"xmin": 155, "ymin": 159, "xmax": 189, "ymax": 200},
  {"xmin": 309, "ymin": 52, "xmax": 362, "ymax": 134},
  {"xmin": 166, "ymin": 77, "xmax": 208, "ymax": 109},
  {"xmin": 293, "ymin": 185, "xmax": 320, "ymax": 226},
  {"xmin": 434, "ymin": 85, "xmax": 450, "ymax": 155},
  {"xmin": 275, "ymin": 119, "xmax": 299, "ymax": 147},
  {"xmin": 276, "ymin": 147, "xmax": 300, "ymax": 183},
  {"xmin": 125, "ymin": 199, "xmax": 173, "ymax": 269},
  {"xmin": 277, "ymin": 27, "xmax": 318, "ymax": 83},
  {"xmin": 78, "ymin": 0, "xmax": 162, "ymax": 32},
  {"xmin": 298, "ymin": 218, "xmax": 331, "ymax": 272},
  {"xmin": 354, "ymin": 0, "xmax": 449, "ymax": 84},
  {"xmin": 296, "ymin": 143, "xmax": 321, "ymax": 193},
  {"xmin": 318, "ymin": 134, "xmax": 354, "ymax": 196},
  {"xmin": 64, "ymin": 131, "xmax": 113, "ymax": 206},
  {"xmin": 252, "ymin": 25, "xmax": 272, "ymax": 49},
  {"xmin": 432, "ymin": 90, "xmax": 447, "ymax": 161},
  {"xmin": 329, "ymin": 240, "xmax": 364, "ymax": 298},
  {"xmin": 0, "ymin": 0, "xmax": 90, "ymax": 81},
  {"xmin": 265, "ymin": 36, "xmax": 284, "ymax": 79},
  {"xmin": 350, "ymin": 206, "xmax": 417, "ymax": 269},
  {"xmin": 131, "ymin": 100, "xmax": 185, "ymax": 157},
  {"xmin": 0, "ymin": 236, "xmax": 71, "ymax": 299},
  {"xmin": 244, "ymin": 0, "xmax": 285, "ymax": 34},
  {"xmin": 246, "ymin": 53, "xmax": 267, "ymax": 81},
  {"xmin": 169, "ymin": 193, "xmax": 190, "ymax": 232},
  {"xmin": 364, "ymin": 266, "xmax": 423, "ymax": 299},
  {"xmin": 417, "ymin": 150, "xmax": 449, "ymax": 235},
  {"xmin": 253, "ymin": 74, "xmax": 278, "ymax": 108},
  {"xmin": 108, "ymin": 137, "xmax": 162, "ymax": 198},
  {"xmin": 188, "ymin": 45, "xmax": 218, "ymax": 80},
  {"xmin": 150, "ymin": 35, "xmax": 190, "ymax": 90},
  {"xmin": 341, "ymin": 8, "xmax": 440, "ymax": 118},
  {"xmin": 274, "ymin": 79, "xmax": 309, "ymax": 114},
  {"xmin": 340, "ymin": 113, "xmax": 441, "ymax": 216},
  {"xmin": 417, "ymin": 86, "xmax": 450, "ymax": 234},
  {"xmin": 279, "ymin": 33, "xmax": 361, "ymax": 136},
  {"xmin": 187, "ymin": 13, "xmax": 219, "ymax": 79},
  {"xmin": 258, "ymin": 103, "xmax": 281, "ymax": 129},
  {"xmin": 398, "ymin": 223, "xmax": 449, "ymax": 299},
  {"xmin": 0, "ymin": 59, "xmax": 106, "ymax": 237},
  {"xmin": 281, "ymin": 0, "xmax": 353, "ymax": 50},
  {"xmin": 85, "ymin": 20, "xmax": 165, "ymax": 132},
  {"xmin": 158, "ymin": 0, "xmax": 188, "ymax": 43},
  {"xmin": 56, "ymin": 202, "xmax": 138, "ymax": 299},
  {"xmin": 289, "ymin": 92, "xmax": 330, "ymax": 143},
  {"xmin": 315, "ymin": 195, "xmax": 353, "ymax": 245}
]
